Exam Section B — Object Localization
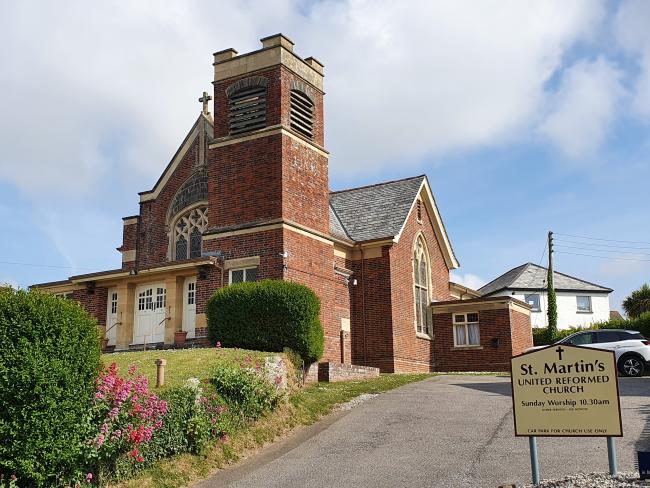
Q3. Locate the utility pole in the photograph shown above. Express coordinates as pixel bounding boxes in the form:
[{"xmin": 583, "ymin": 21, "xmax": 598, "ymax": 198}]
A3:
[{"xmin": 547, "ymin": 231, "xmax": 558, "ymax": 338}]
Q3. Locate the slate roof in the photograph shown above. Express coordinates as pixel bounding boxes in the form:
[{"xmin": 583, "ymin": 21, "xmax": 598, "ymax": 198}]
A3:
[
  {"xmin": 329, "ymin": 175, "xmax": 425, "ymax": 242},
  {"xmin": 479, "ymin": 262, "xmax": 612, "ymax": 296}
]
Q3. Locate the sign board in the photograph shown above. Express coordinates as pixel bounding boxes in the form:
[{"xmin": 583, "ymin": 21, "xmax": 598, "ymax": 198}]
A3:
[{"xmin": 511, "ymin": 344, "xmax": 622, "ymax": 437}]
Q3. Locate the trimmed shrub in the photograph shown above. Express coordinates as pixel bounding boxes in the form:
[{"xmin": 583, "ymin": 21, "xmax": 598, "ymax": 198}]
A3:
[
  {"xmin": 0, "ymin": 289, "xmax": 100, "ymax": 486},
  {"xmin": 211, "ymin": 365, "xmax": 282, "ymax": 420},
  {"xmin": 207, "ymin": 280, "xmax": 324, "ymax": 363}
]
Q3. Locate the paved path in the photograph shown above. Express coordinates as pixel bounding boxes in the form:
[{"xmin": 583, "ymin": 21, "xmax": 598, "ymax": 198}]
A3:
[{"xmin": 199, "ymin": 375, "xmax": 650, "ymax": 488}]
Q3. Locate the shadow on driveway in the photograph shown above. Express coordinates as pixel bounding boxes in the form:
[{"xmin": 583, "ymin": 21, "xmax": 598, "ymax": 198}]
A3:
[{"xmin": 450, "ymin": 380, "xmax": 512, "ymax": 397}]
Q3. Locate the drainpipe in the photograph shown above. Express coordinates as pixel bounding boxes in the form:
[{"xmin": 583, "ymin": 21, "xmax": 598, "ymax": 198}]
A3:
[{"xmin": 361, "ymin": 247, "xmax": 367, "ymax": 365}]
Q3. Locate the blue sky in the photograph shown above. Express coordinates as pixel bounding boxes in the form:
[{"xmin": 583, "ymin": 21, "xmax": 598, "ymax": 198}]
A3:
[{"xmin": 0, "ymin": 0, "xmax": 649, "ymax": 312}]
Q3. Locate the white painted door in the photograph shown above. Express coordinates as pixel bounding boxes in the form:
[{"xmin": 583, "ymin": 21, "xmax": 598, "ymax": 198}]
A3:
[
  {"xmin": 106, "ymin": 288, "xmax": 118, "ymax": 346},
  {"xmin": 133, "ymin": 283, "xmax": 167, "ymax": 344},
  {"xmin": 183, "ymin": 277, "xmax": 197, "ymax": 339}
]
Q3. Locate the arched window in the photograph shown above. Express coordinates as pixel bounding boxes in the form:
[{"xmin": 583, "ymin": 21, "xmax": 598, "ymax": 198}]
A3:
[
  {"xmin": 227, "ymin": 76, "xmax": 268, "ymax": 135},
  {"xmin": 173, "ymin": 206, "xmax": 208, "ymax": 260},
  {"xmin": 413, "ymin": 235, "xmax": 432, "ymax": 336},
  {"xmin": 290, "ymin": 89, "xmax": 314, "ymax": 138}
]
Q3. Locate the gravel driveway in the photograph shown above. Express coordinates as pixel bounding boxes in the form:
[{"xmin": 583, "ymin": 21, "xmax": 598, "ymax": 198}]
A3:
[{"xmin": 199, "ymin": 375, "xmax": 650, "ymax": 488}]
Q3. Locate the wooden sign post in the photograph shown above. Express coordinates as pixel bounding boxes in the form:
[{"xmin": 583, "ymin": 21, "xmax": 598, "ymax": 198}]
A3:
[{"xmin": 511, "ymin": 344, "xmax": 623, "ymax": 484}]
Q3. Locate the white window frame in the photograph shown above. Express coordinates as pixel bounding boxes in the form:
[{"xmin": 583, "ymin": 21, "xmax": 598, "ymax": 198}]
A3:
[
  {"xmin": 453, "ymin": 312, "xmax": 481, "ymax": 347},
  {"xmin": 228, "ymin": 266, "xmax": 259, "ymax": 285},
  {"xmin": 576, "ymin": 295, "xmax": 592, "ymax": 313}
]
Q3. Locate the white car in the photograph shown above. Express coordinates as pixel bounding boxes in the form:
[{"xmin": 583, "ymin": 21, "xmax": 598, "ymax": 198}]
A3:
[{"xmin": 531, "ymin": 329, "xmax": 650, "ymax": 377}]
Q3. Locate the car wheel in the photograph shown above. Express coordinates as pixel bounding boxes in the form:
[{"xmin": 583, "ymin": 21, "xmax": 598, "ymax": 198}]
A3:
[{"xmin": 618, "ymin": 355, "xmax": 645, "ymax": 377}]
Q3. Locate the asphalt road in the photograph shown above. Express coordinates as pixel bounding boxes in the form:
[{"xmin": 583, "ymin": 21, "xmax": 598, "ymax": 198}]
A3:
[{"xmin": 198, "ymin": 375, "xmax": 650, "ymax": 488}]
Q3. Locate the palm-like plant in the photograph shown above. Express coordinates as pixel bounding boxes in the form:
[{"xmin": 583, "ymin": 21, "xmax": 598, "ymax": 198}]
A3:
[{"xmin": 623, "ymin": 284, "xmax": 650, "ymax": 319}]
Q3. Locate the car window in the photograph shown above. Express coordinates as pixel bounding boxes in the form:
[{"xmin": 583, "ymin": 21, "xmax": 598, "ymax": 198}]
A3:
[
  {"xmin": 596, "ymin": 331, "xmax": 621, "ymax": 343},
  {"xmin": 617, "ymin": 331, "xmax": 644, "ymax": 341},
  {"xmin": 564, "ymin": 332, "xmax": 595, "ymax": 345}
]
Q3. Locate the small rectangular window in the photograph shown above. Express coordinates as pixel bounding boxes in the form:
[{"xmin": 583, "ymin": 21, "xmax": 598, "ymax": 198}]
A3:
[
  {"xmin": 576, "ymin": 295, "xmax": 592, "ymax": 312},
  {"xmin": 187, "ymin": 281, "xmax": 195, "ymax": 305},
  {"xmin": 156, "ymin": 288, "xmax": 166, "ymax": 309},
  {"xmin": 524, "ymin": 294, "xmax": 541, "ymax": 312},
  {"xmin": 229, "ymin": 267, "xmax": 259, "ymax": 285},
  {"xmin": 110, "ymin": 292, "xmax": 118, "ymax": 314},
  {"xmin": 453, "ymin": 312, "xmax": 480, "ymax": 347}
]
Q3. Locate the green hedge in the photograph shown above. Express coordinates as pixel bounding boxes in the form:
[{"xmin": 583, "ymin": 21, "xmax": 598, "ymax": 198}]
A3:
[
  {"xmin": 601, "ymin": 312, "xmax": 650, "ymax": 338},
  {"xmin": 0, "ymin": 289, "xmax": 100, "ymax": 486},
  {"xmin": 207, "ymin": 280, "xmax": 324, "ymax": 363},
  {"xmin": 532, "ymin": 312, "xmax": 650, "ymax": 346}
]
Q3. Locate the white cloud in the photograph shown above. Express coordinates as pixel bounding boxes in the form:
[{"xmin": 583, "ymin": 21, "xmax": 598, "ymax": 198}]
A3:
[
  {"xmin": 0, "ymin": 0, "xmax": 606, "ymax": 196},
  {"xmin": 449, "ymin": 272, "xmax": 486, "ymax": 291},
  {"xmin": 538, "ymin": 57, "xmax": 625, "ymax": 159},
  {"xmin": 614, "ymin": 0, "xmax": 650, "ymax": 117}
]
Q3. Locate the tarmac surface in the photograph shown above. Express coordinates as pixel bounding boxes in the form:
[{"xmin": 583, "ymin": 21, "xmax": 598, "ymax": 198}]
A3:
[{"xmin": 198, "ymin": 375, "xmax": 650, "ymax": 488}]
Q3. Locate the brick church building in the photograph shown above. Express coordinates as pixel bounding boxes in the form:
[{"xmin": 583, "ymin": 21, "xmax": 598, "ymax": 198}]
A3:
[{"xmin": 34, "ymin": 34, "xmax": 533, "ymax": 372}]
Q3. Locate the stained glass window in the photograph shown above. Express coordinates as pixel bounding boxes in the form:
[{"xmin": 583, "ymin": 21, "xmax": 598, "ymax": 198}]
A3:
[{"xmin": 172, "ymin": 206, "xmax": 208, "ymax": 260}]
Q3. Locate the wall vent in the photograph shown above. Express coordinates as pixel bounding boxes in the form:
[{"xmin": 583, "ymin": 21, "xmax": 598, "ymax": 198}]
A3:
[
  {"xmin": 227, "ymin": 77, "xmax": 268, "ymax": 135},
  {"xmin": 290, "ymin": 89, "xmax": 314, "ymax": 139}
]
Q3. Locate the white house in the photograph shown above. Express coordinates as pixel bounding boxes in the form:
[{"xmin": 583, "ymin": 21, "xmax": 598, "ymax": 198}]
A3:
[{"xmin": 479, "ymin": 263, "xmax": 612, "ymax": 329}]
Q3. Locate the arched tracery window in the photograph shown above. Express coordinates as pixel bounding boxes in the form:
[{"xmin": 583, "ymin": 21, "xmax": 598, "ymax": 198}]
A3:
[
  {"xmin": 173, "ymin": 206, "xmax": 208, "ymax": 260},
  {"xmin": 414, "ymin": 235, "xmax": 432, "ymax": 336}
]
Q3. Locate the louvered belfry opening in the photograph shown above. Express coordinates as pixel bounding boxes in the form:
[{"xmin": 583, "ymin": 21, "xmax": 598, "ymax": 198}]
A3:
[
  {"xmin": 290, "ymin": 89, "xmax": 314, "ymax": 138},
  {"xmin": 227, "ymin": 77, "xmax": 268, "ymax": 135}
]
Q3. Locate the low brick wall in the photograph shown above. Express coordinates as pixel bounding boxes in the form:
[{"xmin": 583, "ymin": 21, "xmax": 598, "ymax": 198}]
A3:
[{"xmin": 304, "ymin": 361, "xmax": 380, "ymax": 383}]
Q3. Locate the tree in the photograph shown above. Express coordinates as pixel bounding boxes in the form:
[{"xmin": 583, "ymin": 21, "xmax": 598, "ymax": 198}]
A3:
[
  {"xmin": 623, "ymin": 284, "xmax": 650, "ymax": 319},
  {"xmin": 547, "ymin": 265, "xmax": 558, "ymax": 339}
]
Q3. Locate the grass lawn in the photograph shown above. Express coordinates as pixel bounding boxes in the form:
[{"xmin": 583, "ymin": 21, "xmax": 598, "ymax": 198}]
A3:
[
  {"xmin": 101, "ymin": 347, "xmax": 278, "ymax": 390},
  {"xmin": 104, "ymin": 348, "xmax": 438, "ymax": 488}
]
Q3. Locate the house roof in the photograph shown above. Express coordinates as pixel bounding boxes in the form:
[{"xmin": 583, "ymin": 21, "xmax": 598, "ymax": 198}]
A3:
[
  {"xmin": 329, "ymin": 175, "xmax": 425, "ymax": 242},
  {"xmin": 479, "ymin": 262, "xmax": 613, "ymax": 296}
]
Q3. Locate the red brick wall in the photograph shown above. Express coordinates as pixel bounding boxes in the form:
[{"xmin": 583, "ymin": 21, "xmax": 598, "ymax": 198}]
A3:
[
  {"xmin": 137, "ymin": 139, "xmax": 201, "ymax": 268},
  {"xmin": 209, "ymin": 135, "xmax": 283, "ymax": 230},
  {"xmin": 283, "ymin": 229, "xmax": 341, "ymax": 363},
  {"xmin": 120, "ymin": 220, "xmax": 138, "ymax": 270},
  {"xmin": 510, "ymin": 308, "xmax": 533, "ymax": 356},
  {"xmin": 388, "ymin": 196, "xmax": 450, "ymax": 372},
  {"xmin": 281, "ymin": 137, "xmax": 329, "ymax": 234},
  {"xmin": 348, "ymin": 248, "xmax": 395, "ymax": 372},
  {"xmin": 432, "ymin": 308, "xmax": 518, "ymax": 372},
  {"xmin": 73, "ymin": 287, "xmax": 108, "ymax": 329}
]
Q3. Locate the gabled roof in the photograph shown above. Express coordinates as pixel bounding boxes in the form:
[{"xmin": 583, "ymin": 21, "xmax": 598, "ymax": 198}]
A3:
[
  {"xmin": 330, "ymin": 175, "xmax": 424, "ymax": 243},
  {"xmin": 328, "ymin": 175, "xmax": 459, "ymax": 268},
  {"xmin": 479, "ymin": 262, "xmax": 613, "ymax": 296},
  {"xmin": 139, "ymin": 112, "xmax": 213, "ymax": 202}
]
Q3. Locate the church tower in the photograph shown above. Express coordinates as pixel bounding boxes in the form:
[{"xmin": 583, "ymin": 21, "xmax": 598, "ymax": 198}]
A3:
[
  {"xmin": 208, "ymin": 34, "xmax": 328, "ymax": 235},
  {"xmin": 204, "ymin": 35, "xmax": 342, "ymax": 361}
]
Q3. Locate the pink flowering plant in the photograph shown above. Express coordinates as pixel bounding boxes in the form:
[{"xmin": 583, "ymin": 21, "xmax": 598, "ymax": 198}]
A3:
[{"xmin": 84, "ymin": 363, "xmax": 167, "ymax": 481}]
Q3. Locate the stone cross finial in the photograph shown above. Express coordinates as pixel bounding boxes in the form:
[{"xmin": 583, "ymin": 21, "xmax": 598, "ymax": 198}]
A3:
[{"xmin": 199, "ymin": 91, "xmax": 212, "ymax": 114}]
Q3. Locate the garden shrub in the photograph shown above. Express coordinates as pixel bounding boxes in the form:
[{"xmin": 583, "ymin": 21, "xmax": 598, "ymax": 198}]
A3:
[
  {"xmin": 211, "ymin": 364, "xmax": 282, "ymax": 420},
  {"xmin": 86, "ymin": 366, "xmax": 230, "ymax": 484},
  {"xmin": 85, "ymin": 363, "xmax": 168, "ymax": 482},
  {"xmin": 207, "ymin": 280, "xmax": 324, "ymax": 363},
  {"xmin": 0, "ymin": 289, "xmax": 100, "ymax": 487}
]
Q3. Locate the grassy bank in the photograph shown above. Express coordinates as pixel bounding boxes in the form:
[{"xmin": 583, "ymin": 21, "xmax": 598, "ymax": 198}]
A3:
[
  {"xmin": 102, "ymin": 348, "xmax": 434, "ymax": 488},
  {"xmin": 101, "ymin": 347, "xmax": 279, "ymax": 390}
]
